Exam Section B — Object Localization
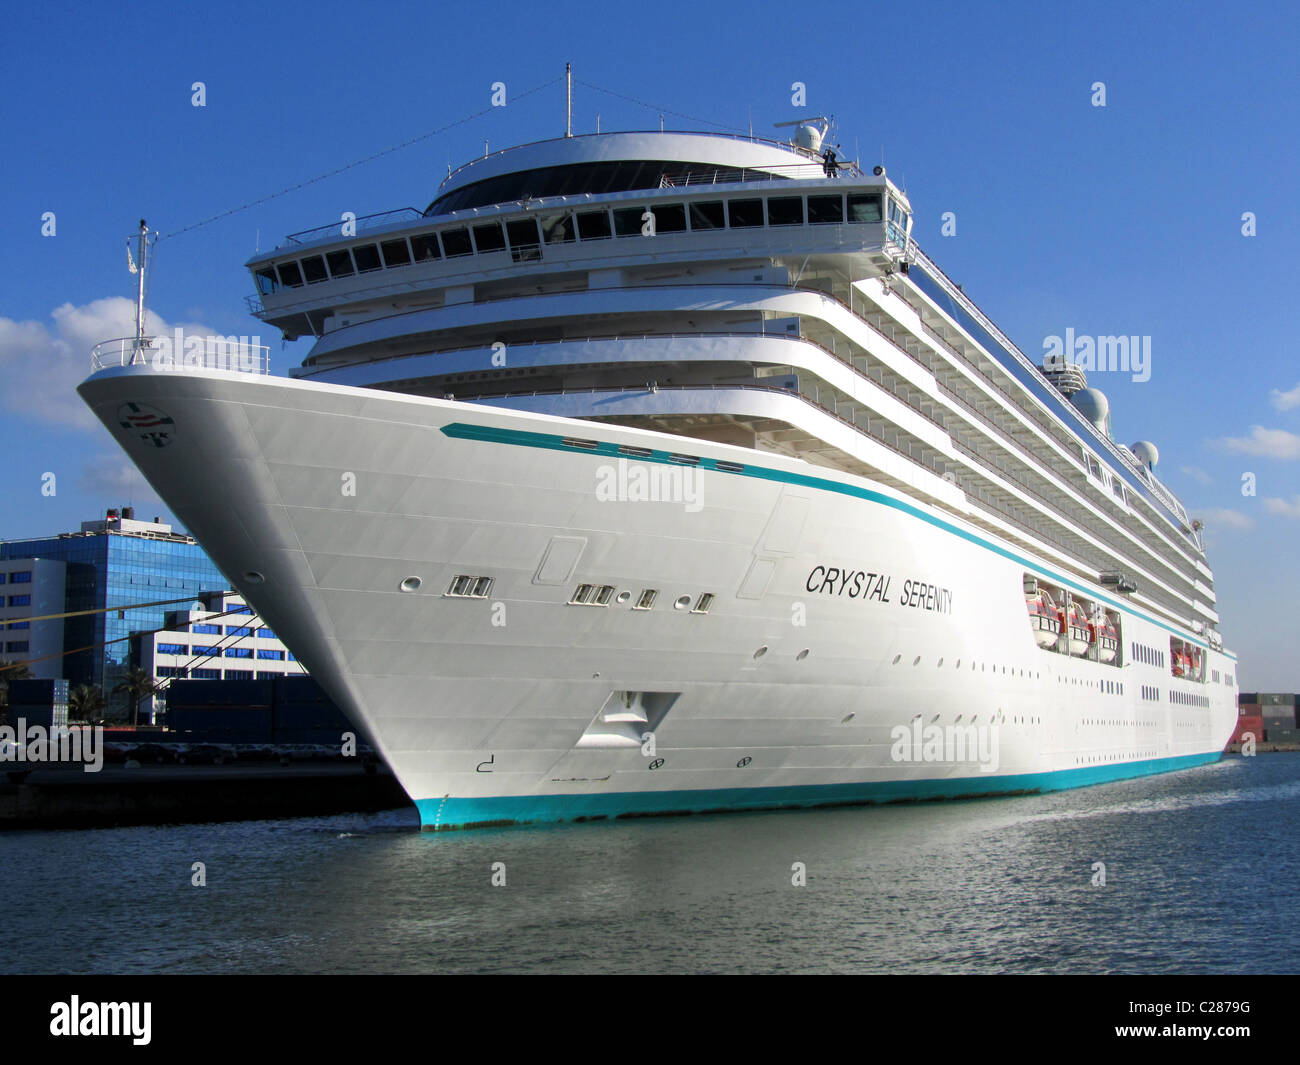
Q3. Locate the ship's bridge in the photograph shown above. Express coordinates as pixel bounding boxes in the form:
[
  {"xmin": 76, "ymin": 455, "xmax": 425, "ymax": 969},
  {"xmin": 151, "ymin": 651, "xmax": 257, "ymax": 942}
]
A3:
[{"xmin": 427, "ymin": 131, "xmax": 831, "ymax": 215}]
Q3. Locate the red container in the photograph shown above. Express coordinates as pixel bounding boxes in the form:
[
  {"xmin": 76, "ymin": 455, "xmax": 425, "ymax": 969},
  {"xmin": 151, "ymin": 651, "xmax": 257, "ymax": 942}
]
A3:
[{"xmin": 1232, "ymin": 716, "xmax": 1264, "ymax": 743}]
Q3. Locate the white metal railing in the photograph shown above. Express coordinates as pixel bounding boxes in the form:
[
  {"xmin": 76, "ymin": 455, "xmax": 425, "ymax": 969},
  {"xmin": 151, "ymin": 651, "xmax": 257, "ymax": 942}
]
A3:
[{"xmin": 90, "ymin": 336, "xmax": 271, "ymax": 375}]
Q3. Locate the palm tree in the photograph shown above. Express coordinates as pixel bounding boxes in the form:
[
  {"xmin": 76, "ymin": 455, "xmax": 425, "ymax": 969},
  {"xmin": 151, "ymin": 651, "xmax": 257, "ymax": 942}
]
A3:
[
  {"xmin": 0, "ymin": 658, "xmax": 34, "ymax": 724},
  {"xmin": 68, "ymin": 684, "xmax": 107, "ymax": 725},
  {"xmin": 112, "ymin": 667, "xmax": 162, "ymax": 728}
]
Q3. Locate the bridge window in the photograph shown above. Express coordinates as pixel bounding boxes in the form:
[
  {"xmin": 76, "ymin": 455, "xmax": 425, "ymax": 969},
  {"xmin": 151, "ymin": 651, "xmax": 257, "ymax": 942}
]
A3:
[
  {"xmin": 325, "ymin": 250, "xmax": 354, "ymax": 278},
  {"xmin": 768, "ymin": 196, "xmax": 804, "ymax": 226},
  {"xmin": 689, "ymin": 201, "xmax": 724, "ymax": 229},
  {"xmin": 576, "ymin": 210, "xmax": 611, "ymax": 240},
  {"xmin": 507, "ymin": 218, "xmax": 541, "ymax": 247},
  {"xmin": 472, "ymin": 222, "xmax": 506, "ymax": 253},
  {"xmin": 275, "ymin": 262, "xmax": 303, "ymax": 287},
  {"xmin": 381, "ymin": 238, "xmax": 412, "ymax": 266},
  {"xmin": 301, "ymin": 255, "xmax": 328, "ymax": 284},
  {"xmin": 254, "ymin": 268, "xmax": 278, "ymax": 296},
  {"xmin": 848, "ymin": 193, "xmax": 883, "ymax": 223},
  {"xmin": 441, "ymin": 228, "xmax": 472, "ymax": 257},
  {"xmin": 728, "ymin": 199, "xmax": 764, "ymax": 228},
  {"xmin": 352, "ymin": 243, "xmax": 382, "ymax": 273},
  {"xmin": 410, "ymin": 233, "xmax": 441, "ymax": 262},
  {"xmin": 808, "ymin": 194, "xmax": 844, "ymax": 224}
]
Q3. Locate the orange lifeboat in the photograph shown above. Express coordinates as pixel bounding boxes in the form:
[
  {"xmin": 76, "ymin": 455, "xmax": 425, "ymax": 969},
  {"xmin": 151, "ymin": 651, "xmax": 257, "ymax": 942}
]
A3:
[
  {"xmin": 1026, "ymin": 591, "xmax": 1062, "ymax": 648},
  {"xmin": 1066, "ymin": 604, "xmax": 1093, "ymax": 656},
  {"xmin": 1093, "ymin": 612, "xmax": 1119, "ymax": 663}
]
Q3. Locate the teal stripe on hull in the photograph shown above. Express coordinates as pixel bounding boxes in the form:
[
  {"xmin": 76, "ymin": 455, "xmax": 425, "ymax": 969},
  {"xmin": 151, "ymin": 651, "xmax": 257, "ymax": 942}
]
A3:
[
  {"xmin": 439, "ymin": 421, "xmax": 1234, "ymax": 659},
  {"xmin": 415, "ymin": 750, "xmax": 1224, "ymax": 830}
]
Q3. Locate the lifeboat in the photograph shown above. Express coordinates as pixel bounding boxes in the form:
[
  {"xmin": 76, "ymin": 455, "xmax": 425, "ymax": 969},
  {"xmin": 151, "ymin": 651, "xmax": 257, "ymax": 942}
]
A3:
[
  {"xmin": 1171, "ymin": 648, "xmax": 1188, "ymax": 677},
  {"xmin": 1066, "ymin": 603, "xmax": 1093, "ymax": 656},
  {"xmin": 1026, "ymin": 591, "xmax": 1062, "ymax": 648},
  {"xmin": 1093, "ymin": 611, "xmax": 1119, "ymax": 663}
]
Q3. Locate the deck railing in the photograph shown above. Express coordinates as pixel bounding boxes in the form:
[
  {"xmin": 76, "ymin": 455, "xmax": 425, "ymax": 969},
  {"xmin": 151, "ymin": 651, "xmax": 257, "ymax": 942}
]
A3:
[{"xmin": 90, "ymin": 336, "xmax": 271, "ymax": 375}]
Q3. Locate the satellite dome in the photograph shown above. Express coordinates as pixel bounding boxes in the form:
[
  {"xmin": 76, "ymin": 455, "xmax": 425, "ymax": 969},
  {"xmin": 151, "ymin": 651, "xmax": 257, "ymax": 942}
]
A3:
[
  {"xmin": 794, "ymin": 123, "xmax": 824, "ymax": 153},
  {"xmin": 1131, "ymin": 441, "xmax": 1159, "ymax": 468},
  {"xmin": 1070, "ymin": 387, "xmax": 1109, "ymax": 428}
]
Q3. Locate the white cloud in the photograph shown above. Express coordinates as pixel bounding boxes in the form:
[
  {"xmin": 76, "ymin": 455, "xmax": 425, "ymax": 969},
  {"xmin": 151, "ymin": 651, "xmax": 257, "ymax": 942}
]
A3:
[
  {"xmin": 1271, "ymin": 382, "xmax": 1300, "ymax": 411},
  {"xmin": 1179, "ymin": 465, "xmax": 1213, "ymax": 486},
  {"xmin": 1211, "ymin": 426, "xmax": 1300, "ymax": 459},
  {"xmin": 1195, "ymin": 507, "xmax": 1255, "ymax": 531},
  {"xmin": 1263, "ymin": 496, "xmax": 1300, "ymax": 519},
  {"xmin": 0, "ymin": 298, "xmax": 224, "ymax": 431}
]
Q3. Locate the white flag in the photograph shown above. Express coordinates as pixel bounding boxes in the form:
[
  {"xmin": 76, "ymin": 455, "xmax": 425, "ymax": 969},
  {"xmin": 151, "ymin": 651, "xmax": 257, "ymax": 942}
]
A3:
[{"xmin": 127, "ymin": 243, "xmax": 137, "ymax": 274}]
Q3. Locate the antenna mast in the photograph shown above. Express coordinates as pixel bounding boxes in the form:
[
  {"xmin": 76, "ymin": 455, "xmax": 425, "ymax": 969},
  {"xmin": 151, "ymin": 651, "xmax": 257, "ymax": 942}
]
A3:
[
  {"xmin": 565, "ymin": 63, "xmax": 572, "ymax": 137},
  {"xmin": 132, "ymin": 219, "xmax": 151, "ymax": 364}
]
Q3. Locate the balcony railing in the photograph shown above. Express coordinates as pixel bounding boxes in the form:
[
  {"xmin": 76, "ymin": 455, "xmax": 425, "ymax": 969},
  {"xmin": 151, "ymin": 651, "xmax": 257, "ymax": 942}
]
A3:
[{"xmin": 90, "ymin": 336, "xmax": 271, "ymax": 375}]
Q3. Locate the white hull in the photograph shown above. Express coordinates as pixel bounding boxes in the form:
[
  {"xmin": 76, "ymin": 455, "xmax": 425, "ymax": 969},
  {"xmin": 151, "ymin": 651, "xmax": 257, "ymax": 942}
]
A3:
[{"xmin": 79, "ymin": 367, "xmax": 1239, "ymax": 828}]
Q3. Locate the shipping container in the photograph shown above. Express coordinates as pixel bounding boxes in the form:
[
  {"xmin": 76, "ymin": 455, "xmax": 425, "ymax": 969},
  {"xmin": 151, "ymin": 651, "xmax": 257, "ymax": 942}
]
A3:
[{"xmin": 1259, "ymin": 693, "xmax": 1297, "ymax": 706}]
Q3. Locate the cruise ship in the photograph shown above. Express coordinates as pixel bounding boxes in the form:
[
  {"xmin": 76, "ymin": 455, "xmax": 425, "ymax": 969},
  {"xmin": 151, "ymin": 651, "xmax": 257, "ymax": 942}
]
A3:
[{"xmin": 79, "ymin": 111, "xmax": 1240, "ymax": 830}]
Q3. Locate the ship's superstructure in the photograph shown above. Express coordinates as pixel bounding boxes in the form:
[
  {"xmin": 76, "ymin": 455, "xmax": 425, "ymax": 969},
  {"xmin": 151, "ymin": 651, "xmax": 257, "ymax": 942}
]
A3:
[{"xmin": 80, "ymin": 117, "xmax": 1239, "ymax": 829}]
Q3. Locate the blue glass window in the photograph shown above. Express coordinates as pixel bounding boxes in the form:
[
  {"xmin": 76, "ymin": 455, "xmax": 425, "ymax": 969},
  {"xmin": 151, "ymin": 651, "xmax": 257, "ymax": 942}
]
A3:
[
  {"xmin": 226, "ymin": 626, "xmax": 251, "ymax": 636},
  {"xmin": 8, "ymin": 622, "xmax": 30, "ymax": 630},
  {"xmin": 224, "ymin": 669, "xmax": 253, "ymax": 680},
  {"xmin": 192, "ymin": 623, "xmax": 220, "ymax": 634},
  {"xmin": 192, "ymin": 668, "xmax": 220, "ymax": 680},
  {"xmin": 257, "ymin": 649, "xmax": 284, "ymax": 660},
  {"xmin": 8, "ymin": 595, "xmax": 31, "ymax": 607},
  {"xmin": 257, "ymin": 628, "xmax": 275, "ymax": 638},
  {"xmin": 157, "ymin": 643, "xmax": 187, "ymax": 655},
  {"xmin": 9, "ymin": 571, "xmax": 30, "ymax": 583},
  {"xmin": 225, "ymin": 647, "xmax": 252, "ymax": 658},
  {"xmin": 5, "ymin": 641, "xmax": 29, "ymax": 652},
  {"xmin": 193, "ymin": 645, "xmax": 221, "ymax": 656},
  {"xmin": 0, "ymin": 573, "xmax": 6, "ymax": 584}
]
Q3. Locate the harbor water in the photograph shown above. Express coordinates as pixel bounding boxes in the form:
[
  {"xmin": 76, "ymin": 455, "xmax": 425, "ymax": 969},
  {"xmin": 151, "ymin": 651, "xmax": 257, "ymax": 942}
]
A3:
[{"xmin": 2, "ymin": 752, "xmax": 1297, "ymax": 974}]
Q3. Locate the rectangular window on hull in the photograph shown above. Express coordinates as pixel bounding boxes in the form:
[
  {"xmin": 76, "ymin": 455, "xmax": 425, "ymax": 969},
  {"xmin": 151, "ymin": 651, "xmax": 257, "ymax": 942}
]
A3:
[
  {"xmin": 301, "ymin": 256, "xmax": 328, "ymax": 284},
  {"xmin": 727, "ymin": 199, "xmax": 764, "ymax": 228},
  {"xmin": 381, "ymin": 238, "xmax": 412, "ymax": 267},
  {"xmin": 689, "ymin": 201, "xmax": 724, "ymax": 230},
  {"xmin": 807, "ymin": 194, "xmax": 844, "ymax": 224},
  {"xmin": 440, "ymin": 228, "xmax": 472, "ymax": 257},
  {"xmin": 576, "ymin": 210, "xmax": 611, "ymax": 240},
  {"xmin": 767, "ymin": 197, "xmax": 804, "ymax": 226},
  {"xmin": 847, "ymin": 193, "xmax": 883, "ymax": 223},
  {"xmin": 410, "ymin": 233, "xmax": 441, "ymax": 262},
  {"xmin": 613, "ymin": 207, "xmax": 644, "ymax": 237},
  {"xmin": 352, "ymin": 243, "xmax": 382, "ymax": 273},
  {"xmin": 325, "ymin": 249, "xmax": 355, "ymax": 278},
  {"xmin": 506, "ymin": 218, "xmax": 541, "ymax": 248},
  {"xmin": 471, "ymin": 222, "xmax": 506, "ymax": 253}
]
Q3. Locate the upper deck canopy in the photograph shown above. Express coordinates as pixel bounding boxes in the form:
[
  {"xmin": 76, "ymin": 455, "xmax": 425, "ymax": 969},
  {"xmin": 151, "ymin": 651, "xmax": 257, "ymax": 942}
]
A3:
[{"xmin": 428, "ymin": 131, "xmax": 830, "ymax": 215}]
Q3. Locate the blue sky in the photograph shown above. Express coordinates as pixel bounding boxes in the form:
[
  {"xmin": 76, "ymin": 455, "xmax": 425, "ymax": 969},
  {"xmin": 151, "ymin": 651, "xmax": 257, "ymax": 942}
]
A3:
[{"xmin": 1, "ymin": 0, "xmax": 1296, "ymax": 688}]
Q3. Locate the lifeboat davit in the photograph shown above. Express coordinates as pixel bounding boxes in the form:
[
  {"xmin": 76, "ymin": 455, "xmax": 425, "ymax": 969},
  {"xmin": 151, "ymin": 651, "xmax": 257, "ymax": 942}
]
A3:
[
  {"xmin": 1026, "ymin": 592, "xmax": 1062, "ymax": 648},
  {"xmin": 1066, "ymin": 604, "xmax": 1093, "ymax": 656}
]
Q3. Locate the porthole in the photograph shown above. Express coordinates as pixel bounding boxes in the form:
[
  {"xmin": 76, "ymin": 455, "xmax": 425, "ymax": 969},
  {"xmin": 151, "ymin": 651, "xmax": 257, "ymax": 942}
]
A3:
[
  {"xmin": 753, "ymin": 646, "xmax": 768, "ymax": 659},
  {"xmin": 674, "ymin": 595, "xmax": 692, "ymax": 611},
  {"xmin": 937, "ymin": 658, "xmax": 944, "ymax": 667},
  {"xmin": 913, "ymin": 656, "xmax": 921, "ymax": 666},
  {"xmin": 399, "ymin": 576, "xmax": 422, "ymax": 592},
  {"xmin": 892, "ymin": 654, "xmax": 902, "ymax": 665},
  {"xmin": 796, "ymin": 649, "xmax": 810, "ymax": 661},
  {"xmin": 616, "ymin": 591, "xmax": 631, "ymax": 604}
]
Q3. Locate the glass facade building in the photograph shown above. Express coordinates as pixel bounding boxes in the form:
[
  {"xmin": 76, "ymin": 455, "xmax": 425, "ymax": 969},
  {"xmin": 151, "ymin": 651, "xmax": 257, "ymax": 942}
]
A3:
[{"xmin": 1, "ymin": 519, "xmax": 228, "ymax": 710}]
